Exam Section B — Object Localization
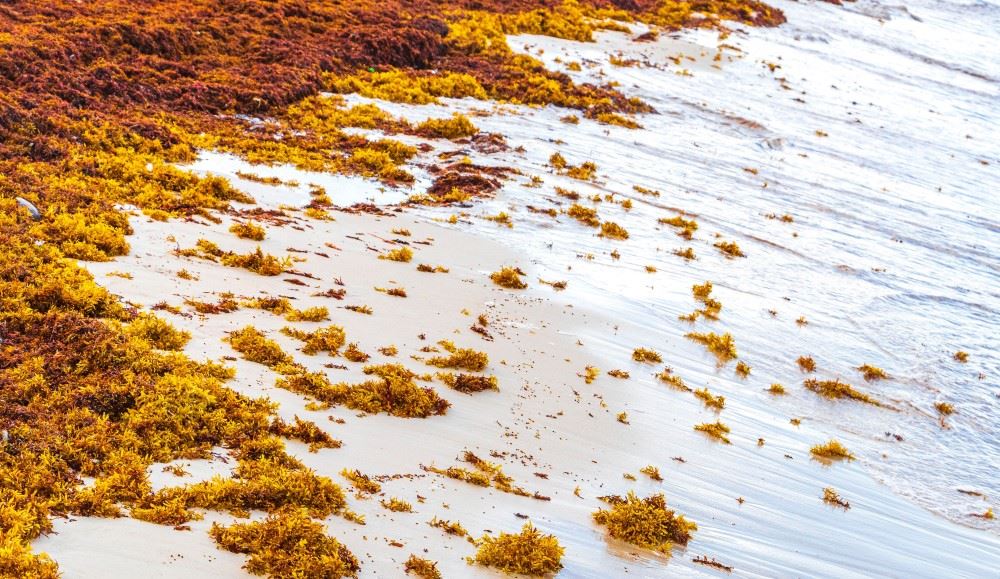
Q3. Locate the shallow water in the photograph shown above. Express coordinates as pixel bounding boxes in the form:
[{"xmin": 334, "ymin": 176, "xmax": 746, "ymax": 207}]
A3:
[
  {"xmin": 508, "ymin": 0, "xmax": 1000, "ymax": 530},
  {"xmin": 366, "ymin": 0, "xmax": 1000, "ymax": 531}
]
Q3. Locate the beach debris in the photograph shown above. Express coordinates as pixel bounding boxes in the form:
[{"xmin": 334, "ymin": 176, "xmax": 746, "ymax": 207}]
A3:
[
  {"xmin": 954, "ymin": 351, "xmax": 969, "ymax": 363},
  {"xmin": 693, "ymin": 555, "xmax": 733, "ymax": 572},
  {"xmin": 15, "ymin": 197, "xmax": 41, "ymax": 220},
  {"xmin": 694, "ymin": 388, "xmax": 726, "ymax": 410}
]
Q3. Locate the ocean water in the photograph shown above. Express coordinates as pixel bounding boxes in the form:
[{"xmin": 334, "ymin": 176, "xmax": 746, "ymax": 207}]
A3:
[{"xmin": 365, "ymin": 0, "xmax": 999, "ymax": 531}]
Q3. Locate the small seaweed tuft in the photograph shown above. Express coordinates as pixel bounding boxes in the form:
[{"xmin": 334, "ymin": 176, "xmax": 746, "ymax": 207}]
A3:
[
  {"xmin": 694, "ymin": 421, "xmax": 732, "ymax": 444},
  {"xmin": 490, "ymin": 266, "xmax": 527, "ymax": 289},
  {"xmin": 632, "ymin": 348, "xmax": 662, "ymax": 363},
  {"xmin": 810, "ymin": 440, "xmax": 855, "ymax": 461}
]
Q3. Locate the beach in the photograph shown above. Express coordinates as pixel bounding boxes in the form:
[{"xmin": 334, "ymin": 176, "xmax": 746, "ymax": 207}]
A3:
[{"xmin": 6, "ymin": 0, "xmax": 999, "ymax": 576}]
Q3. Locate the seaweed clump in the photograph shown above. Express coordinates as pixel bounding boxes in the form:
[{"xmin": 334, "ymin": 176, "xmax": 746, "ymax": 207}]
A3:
[
  {"xmin": 685, "ymin": 332, "xmax": 738, "ymax": 364},
  {"xmin": 694, "ymin": 421, "xmax": 732, "ymax": 444},
  {"xmin": 426, "ymin": 341, "xmax": 489, "ymax": 372},
  {"xmin": 210, "ymin": 508, "xmax": 360, "ymax": 578},
  {"xmin": 632, "ymin": 348, "xmax": 663, "ymax": 363},
  {"xmin": 858, "ymin": 364, "xmax": 888, "ymax": 381},
  {"xmin": 230, "ymin": 221, "xmax": 266, "ymax": 241},
  {"xmin": 810, "ymin": 440, "xmax": 855, "ymax": 461},
  {"xmin": 490, "ymin": 266, "xmax": 528, "ymax": 289},
  {"xmin": 470, "ymin": 523, "xmax": 564, "ymax": 576},
  {"xmin": 592, "ymin": 492, "xmax": 696, "ymax": 554},
  {"xmin": 439, "ymin": 373, "xmax": 499, "ymax": 393},
  {"xmin": 804, "ymin": 379, "xmax": 881, "ymax": 407},
  {"xmin": 404, "ymin": 555, "xmax": 442, "ymax": 578}
]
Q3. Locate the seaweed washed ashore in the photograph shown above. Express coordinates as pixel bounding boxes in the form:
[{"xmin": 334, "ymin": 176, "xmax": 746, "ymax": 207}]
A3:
[{"xmin": 4, "ymin": 0, "xmax": 1000, "ymax": 578}]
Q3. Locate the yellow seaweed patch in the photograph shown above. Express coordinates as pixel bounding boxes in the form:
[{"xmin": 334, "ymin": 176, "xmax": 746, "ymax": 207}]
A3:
[
  {"xmin": 470, "ymin": 523, "xmax": 564, "ymax": 576},
  {"xmin": 405, "ymin": 555, "xmax": 442, "ymax": 579},
  {"xmin": 230, "ymin": 221, "xmax": 266, "ymax": 241},
  {"xmin": 632, "ymin": 348, "xmax": 662, "ymax": 363},
  {"xmin": 210, "ymin": 507, "xmax": 360, "ymax": 578},
  {"xmin": 490, "ymin": 266, "xmax": 527, "ymax": 289},
  {"xmin": 810, "ymin": 440, "xmax": 855, "ymax": 461},
  {"xmin": 694, "ymin": 421, "xmax": 732, "ymax": 444},
  {"xmin": 281, "ymin": 325, "xmax": 347, "ymax": 355},
  {"xmin": 592, "ymin": 492, "xmax": 696, "ymax": 554},
  {"xmin": 804, "ymin": 379, "xmax": 881, "ymax": 406},
  {"xmin": 685, "ymin": 332, "xmax": 738, "ymax": 364},
  {"xmin": 379, "ymin": 247, "xmax": 414, "ymax": 262}
]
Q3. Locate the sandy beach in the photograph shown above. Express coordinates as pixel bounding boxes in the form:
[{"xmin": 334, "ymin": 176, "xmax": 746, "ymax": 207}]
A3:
[{"xmin": 5, "ymin": 0, "xmax": 998, "ymax": 577}]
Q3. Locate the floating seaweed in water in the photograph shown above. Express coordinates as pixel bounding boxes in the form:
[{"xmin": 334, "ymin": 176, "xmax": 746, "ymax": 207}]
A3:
[
  {"xmin": 490, "ymin": 266, "xmax": 528, "ymax": 289},
  {"xmin": 804, "ymin": 379, "xmax": 881, "ymax": 406},
  {"xmin": 685, "ymin": 332, "xmax": 738, "ymax": 364},
  {"xmin": 694, "ymin": 421, "xmax": 732, "ymax": 444},
  {"xmin": 954, "ymin": 351, "xmax": 969, "ymax": 363},
  {"xmin": 735, "ymin": 361, "xmax": 752, "ymax": 378},
  {"xmin": 767, "ymin": 383, "xmax": 786, "ymax": 395},
  {"xmin": 469, "ymin": 523, "xmax": 564, "ymax": 576},
  {"xmin": 810, "ymin": 440, "xmax": 855, "ymax": 461},
  {"xmin": 797, "ymin": 356, "xmax": 816, "ymax": 372},
  {"xmin": 593, "ymin": 492, "xmax": 696, "ymax": 554}
]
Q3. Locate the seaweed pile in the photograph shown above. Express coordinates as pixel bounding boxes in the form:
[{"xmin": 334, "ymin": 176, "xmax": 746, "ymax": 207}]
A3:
[{"xmin": 0, "ymin": 0, "xmax": 786, "ymax": 574}]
